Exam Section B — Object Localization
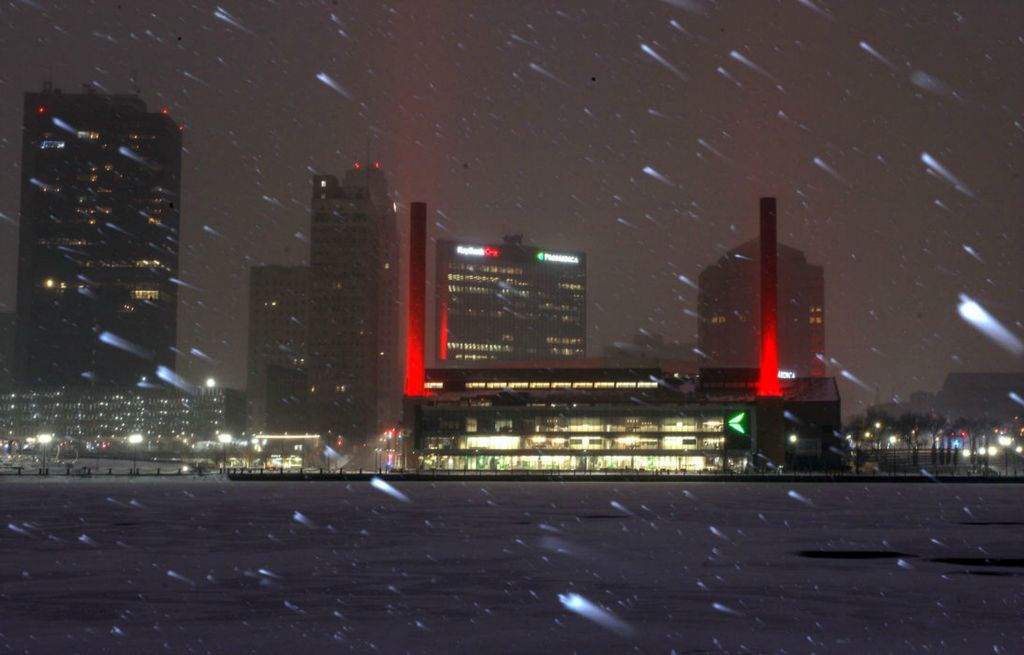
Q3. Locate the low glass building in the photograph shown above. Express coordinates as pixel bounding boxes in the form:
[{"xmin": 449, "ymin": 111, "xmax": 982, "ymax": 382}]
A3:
[{"xmin": 411, "ymin": 367, "xmax": 775, "ymax": 472}]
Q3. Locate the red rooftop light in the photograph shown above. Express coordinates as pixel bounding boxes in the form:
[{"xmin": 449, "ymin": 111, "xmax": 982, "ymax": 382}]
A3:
[
  {"xmin": 373, "ymin": 161, "xmax": 381, "ymax": 169},
  {"xmin": 161, "ymin": 108, "xmax": 169, "ymax": 115},
  {"xmin": 37, "ymin": 105, "xmax": 46, "ymax": 114},
  {"xmin": 353, "ymin": 162, "xmax": 361, "ymax": 169}
]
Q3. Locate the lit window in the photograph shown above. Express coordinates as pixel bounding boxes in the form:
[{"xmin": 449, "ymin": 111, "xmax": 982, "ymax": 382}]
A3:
[{"xmin": 131, "ymin": 289, "xmax": 160, "ymax": 300}]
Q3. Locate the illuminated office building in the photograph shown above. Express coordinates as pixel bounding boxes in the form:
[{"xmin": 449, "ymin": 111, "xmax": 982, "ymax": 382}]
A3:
[
  {"xmin": 0, "ymin": 386, "xmax": 244, "ymax": 441},
  {"xmin": 411, "ymin": 366, "xmax": 841, "ymax": 471},
  {"xmin": 436, "ymin": 236, "xmax": 586, "ymax": 364},
  {"xmin": 15, "ymin": 84, "xmax": 182, "ymax": 387}
]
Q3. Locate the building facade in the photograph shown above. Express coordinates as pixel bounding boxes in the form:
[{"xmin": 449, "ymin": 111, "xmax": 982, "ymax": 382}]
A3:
[
  {"xmin": 0, "ymin": 386, "xmax": 244, "ymax": 441},
  {"xmin": 436, "ymin": 236, "xmax": 586, "ymax": 364},
  {"xmin": 246, "ymin": 265, "xmax": 309, "ymax": 433},
  {"xmin": 307, "ymin": 165, "xmax": 400, "ymax": 444},
  {"xmin": 412, "ymin": 366, "xmax": 841, "ymax": 472},
  {"xmin": 0, "ymin": 313, "xmax": 14, "ymax": 390},
  {"xmin": 15, "ymin": 84, "xmax": 183, "ymax": 387},
  {"xmin": 698, "ymin": 239, "xmax": 824, "ymax": 377}
]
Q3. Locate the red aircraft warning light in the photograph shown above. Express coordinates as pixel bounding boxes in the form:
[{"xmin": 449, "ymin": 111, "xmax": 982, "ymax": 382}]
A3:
[
  {"xmin": 373, "ymin": 161, "xmax": 381, "ymax": 169},
  {"xmin": 37, "ymin": 105, "xmax": 46, "ymax": 114},
  {"xmin": 353, "ymin": 162, "xmax": 361, "ymax": 169}
]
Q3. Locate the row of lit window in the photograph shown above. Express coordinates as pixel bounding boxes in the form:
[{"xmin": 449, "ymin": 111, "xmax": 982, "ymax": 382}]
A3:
[
  {"xmin": 455, "ymin": 380, "xmax": 660, "ymax": 390},
  {"xmin": 425, "ymin": 435, "xmax": 725, "ymax": 451},
  {"xmin": 447, "ymin": 342, "xmax": 513, "ymax": 352}
]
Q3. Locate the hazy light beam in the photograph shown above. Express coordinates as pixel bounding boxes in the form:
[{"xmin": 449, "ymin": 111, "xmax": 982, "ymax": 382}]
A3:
[
  {"xmin": 558, "ymin": 593, "xmax": 635, "ymax": 637},
  {"xmin": 640, "ymin": 43, "xmax": 688, "ymax": 80},
  {"xmin": 921, "ymin": 152, "xmax": 974, "ymax": 198},
  {"xmin": 957, "ymin": 294, "xmax": 1024, "ymax": 355},
  {"xmin": 315, "ymin": 72, "xmax": 352, "ymax": 99},
  {"xmin": 371, "ymin": 477, "xmax": 411, "ymax": 503}
]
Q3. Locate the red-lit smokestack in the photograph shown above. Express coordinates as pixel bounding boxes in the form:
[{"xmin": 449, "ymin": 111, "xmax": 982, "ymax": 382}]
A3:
[
  {"xmin": 404, "ymin": 202, "xmax": 427, "ymax": 396},
  {"xmin": 757, "ymin": 197, "xmax": 782, "ymax": 397}
]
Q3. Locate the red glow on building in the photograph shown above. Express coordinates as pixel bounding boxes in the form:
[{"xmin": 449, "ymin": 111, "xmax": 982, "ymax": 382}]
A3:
[
  {"xmin": 36, "ymin": 105, "xmax": 45, "ymax": 114},
  {"xmin": 353, "ymin": 162, "xmax": 361, "ymax": 169},
  {"xmin": 373, "ymin": 161, "xmax": 381, "ymax": 169},
  {"xmin": 405, "ymin": 201, "xmax": 428, "ymax": 396},
  {"xmin": 484, "ymin": 246, "xmax": 500, "ymax": 258},
  {"xmin": 161, "ymin": 108, "xmax": 169, "ymax": 115},
  {"xmin": 757, "ymin": 197, "xmax": 782, "ymax": 397}
]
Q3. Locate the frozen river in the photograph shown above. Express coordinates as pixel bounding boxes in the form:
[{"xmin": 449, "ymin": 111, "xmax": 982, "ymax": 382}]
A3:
[{"xmin": 1, "ymin": 479, "xmax": 1021, "ymax": 654}]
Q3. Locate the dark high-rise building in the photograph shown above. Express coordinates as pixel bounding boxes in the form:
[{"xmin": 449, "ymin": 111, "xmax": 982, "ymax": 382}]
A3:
[
  {"xmin": 246, "ymin": 265, "xmax": 309, "ymax": 433},
  {"xmin": 15, "ymin": 84, "xmax": 182, "ymax": 387},
  {"xmin": 698, "ymin": 238, "xmax": 824, "ymax": 377},
  {"xmin": 436, "ymin": 236, "xmax": 586, "ymax": 363},
  {"xmin": 307, "ymin": 164, "xmax": 399, "ymax": 444},
  {"xmin": 0, "ymin": 312, "xmax": 15, "ymax": 390}
]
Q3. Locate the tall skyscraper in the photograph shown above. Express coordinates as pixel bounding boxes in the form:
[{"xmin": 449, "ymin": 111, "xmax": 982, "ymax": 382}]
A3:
[
  {"xmin": 246, "ymin": 265, "xmax": 309, "ymax": 433},
  {"xmin": 307, "ymin": 164, "xmax": 399, "ymax": 444},
  {"xmin": 0, "ymin": 312, "xmax": 15, "ymax": 390},
  {"xmin": 15, "ymin": 84, "xmax": 182, "ymax": 387},
  {"xmin": 698, "ymin": 238, "xmax": 825, "ymax": 377},
  {"xmin": 436, "ymin": 236, "xmax": 587, "ymax": 363}
]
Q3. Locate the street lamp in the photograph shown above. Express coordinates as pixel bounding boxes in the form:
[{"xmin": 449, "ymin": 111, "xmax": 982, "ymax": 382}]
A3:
[
  {"xmin": 128, "ymin": 433, "xmax": 143, "ymax": 475},
  {"xmin": 37, "ymin": 433, "xmax": 53, "ymax": 474},
  {"xmin": 205, "ymin": 377, "xmax": 216, "ymax": 389},
  {"xmin": 217, "ymin": 433, "xmax": 232, "ymax": 472}
]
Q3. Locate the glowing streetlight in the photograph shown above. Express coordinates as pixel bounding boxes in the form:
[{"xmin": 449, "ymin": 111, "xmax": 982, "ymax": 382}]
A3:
[
  {"xmin": 788, "ymin": 434, "xmax": 798, "ymax": 444},
  {"xmin": 37, "ymin": 433, "xmax": 53, "ymax": 474},
  {"xmin": 128, "ymin": 433, "xmax": 143, "ymax": 475},
  {"xmin": 205, "ymin": 377, "xmax": 216, "ymax": 389},
  {"xmin": 998, "ymin": 435, "xmax": 1012, "ymax": 447}
]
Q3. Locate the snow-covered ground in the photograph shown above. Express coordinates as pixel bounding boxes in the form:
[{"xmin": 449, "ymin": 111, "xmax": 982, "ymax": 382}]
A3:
[{"xmin": 1, "ymin": 480, "xmax": 1021, "ymax": 654}]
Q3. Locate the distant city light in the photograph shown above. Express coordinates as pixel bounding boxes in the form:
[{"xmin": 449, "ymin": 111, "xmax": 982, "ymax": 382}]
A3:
[
  {"xmin": 217, "ymin": 433, "xmax": 233, "ymax": 444},
  {"xmin": 205, "ymin": 377, "xmax": 216, "ymax": 388},
  {"xmin": 128, "ymin": 433, "xmax": 143, "ymax": 444},
  {"xmin": 36, "ymin": 433, "xmax": 53, "ymax": 444}
]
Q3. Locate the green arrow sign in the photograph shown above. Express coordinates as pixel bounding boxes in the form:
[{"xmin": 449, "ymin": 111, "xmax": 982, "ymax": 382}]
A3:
[{"xmin": 726, "ymin": 411, "xmax": 747, "ymax": 435}]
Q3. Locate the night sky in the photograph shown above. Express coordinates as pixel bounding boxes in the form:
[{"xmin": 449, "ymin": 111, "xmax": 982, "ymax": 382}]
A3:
[{"xmin": 1, "ymin": 0, "xmax": 1021, "ymax": 413}]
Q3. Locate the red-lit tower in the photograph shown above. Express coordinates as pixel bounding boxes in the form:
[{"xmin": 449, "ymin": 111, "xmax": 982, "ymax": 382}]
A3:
[
  {"xmin": 757, "ymin": 197, "xmax": 782, "ymax": 397},
  {"xmin": 755, "ymin": 197, "xmax": 785, "ymax": 467},
  {"xmin": 404, "ymin": 202, "xmax": 427, "ymax": 396}
]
